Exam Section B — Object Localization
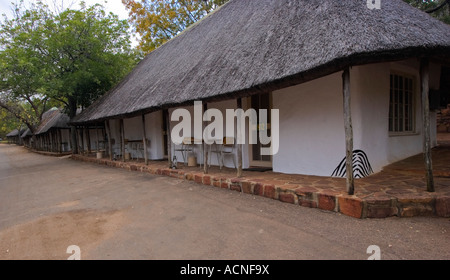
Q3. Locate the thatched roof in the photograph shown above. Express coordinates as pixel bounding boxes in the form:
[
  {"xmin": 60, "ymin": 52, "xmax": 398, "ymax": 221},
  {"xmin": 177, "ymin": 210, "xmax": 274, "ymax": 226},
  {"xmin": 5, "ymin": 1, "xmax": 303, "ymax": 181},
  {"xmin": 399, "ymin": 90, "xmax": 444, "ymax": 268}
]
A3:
[
  {"xmin": 21, "ymin": 128, "xmax": 32, "ymax": 138},
  {"xmin": 34, "ymin": 108, "xmax": 70, "ymax": 135},
  {"xmin": 72, "ymin": 0, "xmax": 450, "ymax": 124},
  {"xmin": 6, "ymin": 129, "xmax": 25, "ymax": 137}
]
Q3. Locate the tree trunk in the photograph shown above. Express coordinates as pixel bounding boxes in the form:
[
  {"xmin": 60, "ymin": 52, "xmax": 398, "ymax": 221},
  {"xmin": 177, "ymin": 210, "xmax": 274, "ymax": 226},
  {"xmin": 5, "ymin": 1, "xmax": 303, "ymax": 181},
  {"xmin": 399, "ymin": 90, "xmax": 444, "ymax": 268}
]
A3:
[
  {"xmin": 237, "ymin": 98, "xmax": 243, "ymax": 178},
  {"xmin": 68, "ymin": 97, "xmax": 78, "ymax": 154},
  {"xmin": 142, "ymin": 114, "xmax": 148, "ymax": 165},
  {"xmin": 105, "ymin": 120, "xmax": 113, "ymax": 160},
  {"xmin": 203, "ymin": 103, "xmax": 209, "ymax": 174},
  {"xmin": 165, "ymin": 110, "xmax": 172, "ymax": 168},
  {"xmin": 343, "ymin": 68, "xmax": 355, "ymax": 195},
  {"xmin": 420, "ymin": 58, "xmax": 435, "ymax": 192}
]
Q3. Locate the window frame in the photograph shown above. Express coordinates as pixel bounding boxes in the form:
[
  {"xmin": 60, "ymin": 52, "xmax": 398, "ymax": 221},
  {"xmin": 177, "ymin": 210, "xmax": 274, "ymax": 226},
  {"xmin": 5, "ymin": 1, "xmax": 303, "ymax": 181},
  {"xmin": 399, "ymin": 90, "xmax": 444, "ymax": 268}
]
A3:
[{"xmin": 388, "ymin": 71, "xmax": 417, "ymax": 136}]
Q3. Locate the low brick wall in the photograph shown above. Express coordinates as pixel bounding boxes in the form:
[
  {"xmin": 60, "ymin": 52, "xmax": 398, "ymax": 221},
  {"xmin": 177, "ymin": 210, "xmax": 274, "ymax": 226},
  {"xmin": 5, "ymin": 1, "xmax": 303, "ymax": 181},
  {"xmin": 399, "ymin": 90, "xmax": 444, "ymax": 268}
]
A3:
[{"xmin": 71, "ymin": 155, "xmax": 450, "ymax": 219}]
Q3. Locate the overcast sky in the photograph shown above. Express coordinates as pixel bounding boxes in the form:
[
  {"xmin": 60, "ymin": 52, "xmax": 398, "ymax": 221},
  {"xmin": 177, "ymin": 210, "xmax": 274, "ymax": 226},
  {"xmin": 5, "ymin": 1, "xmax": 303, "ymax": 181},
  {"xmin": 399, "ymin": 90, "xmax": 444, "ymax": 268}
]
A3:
[
  {"xmin": 0, "ymin": 0, "xmax": 129, "ymax": 19},
  {"xmin": 0, "ymin": 0, "xmax": 139, "ymax": 45}
]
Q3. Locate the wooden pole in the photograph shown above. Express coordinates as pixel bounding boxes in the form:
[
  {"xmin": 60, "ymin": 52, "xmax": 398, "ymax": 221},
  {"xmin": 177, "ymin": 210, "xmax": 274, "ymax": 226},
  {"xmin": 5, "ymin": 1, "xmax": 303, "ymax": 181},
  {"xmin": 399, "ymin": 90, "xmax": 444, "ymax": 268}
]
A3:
[
  {"xmin": 53, "ymin": 130, "xmax": 57, "ymax": 152},
  {"xmin": 420, "ymin": 58, "xmax": 435, "ymax": 192},
  {"xmin": 49, "ymin": 131, "xmax": 53, "ymax": 152},
  {"xmin": 165, "ymin": 110, "xmax": 172, "ymax": 168},
  {"xmin": 343, "ymin": 68, "xmax": 355, "ymax": 195},
  {"xmin": 120, "ymin": 119, "xmax": 125, "ymax": 162},
  {"xmin": 237, "ymin": 98, "xmax": 243, "ymax": 178},
  {"xmin": 95, "ymin": 126, "xmax": 100, "ymax": 152},
  {"xmin": 58, "ymin": 129, "xmax": 63, "ymax": 153},
  {"xmin": 79, "ymin": 128, "xmax": 84, "ymax": 154},
  {"xmin": 52, "ymin": 130, "xmax": 56, "ymax": 152},
  {"xmin": 203, "ymin": 103, "xmax": 209, "ymax": 174},
  {"xmin": 142, "ymin": 114, "xmax": 148, "ymax": 165},
  {"xmin": 105, "ymin": 120, "xmax": 113, "ymax": 161},
  {"xmin": 46, "ymin": 134, "xmax": 49, "ymax": 151},
  {"xmin": 85, "ymin": 127, "xmax": 91, "ymax": 154}
]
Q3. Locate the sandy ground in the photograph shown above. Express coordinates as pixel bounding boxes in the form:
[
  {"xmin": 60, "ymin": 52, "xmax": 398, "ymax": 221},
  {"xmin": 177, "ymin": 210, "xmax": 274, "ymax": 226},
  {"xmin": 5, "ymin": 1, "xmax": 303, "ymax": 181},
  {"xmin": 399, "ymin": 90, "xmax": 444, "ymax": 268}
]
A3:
[
  {"xmin": 0, "ymin": 144, "xmax": 449, "ymax": 260},
  {"xmin": 0, "ymin": 209, "xmax": 123, "ymax": 260}
]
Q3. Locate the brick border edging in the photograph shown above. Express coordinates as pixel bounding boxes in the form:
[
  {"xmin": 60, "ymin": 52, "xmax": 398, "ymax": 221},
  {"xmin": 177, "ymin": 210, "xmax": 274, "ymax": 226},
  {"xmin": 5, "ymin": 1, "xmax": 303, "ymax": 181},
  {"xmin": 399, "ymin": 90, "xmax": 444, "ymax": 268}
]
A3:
[
  {"xmin": 71, "ymin": 155, "xmax": 450, "ymax": 219},
  {"xmin": 25, "ymin": 147, "xmax": 72, "ymax": 157}
]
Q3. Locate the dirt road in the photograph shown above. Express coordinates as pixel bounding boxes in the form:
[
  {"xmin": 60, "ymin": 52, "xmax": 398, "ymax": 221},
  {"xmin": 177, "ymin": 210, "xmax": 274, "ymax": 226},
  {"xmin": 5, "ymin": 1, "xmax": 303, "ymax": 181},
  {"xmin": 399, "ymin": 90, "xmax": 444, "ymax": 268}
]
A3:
[{"xmin": 0, "ymin": 144, "xmax": 448, "ymax": 260}]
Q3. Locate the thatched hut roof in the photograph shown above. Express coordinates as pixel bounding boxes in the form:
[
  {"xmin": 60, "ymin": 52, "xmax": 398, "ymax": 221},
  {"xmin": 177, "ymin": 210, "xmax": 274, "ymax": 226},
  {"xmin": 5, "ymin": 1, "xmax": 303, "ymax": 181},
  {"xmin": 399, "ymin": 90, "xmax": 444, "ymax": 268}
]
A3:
[
  {"xmin": 6, "ymin": 129, "xmax": 24, "ymax": 137},
  {"xmin": 21, "ymin": 128, "xmax": 32, "ymax": 138},
  {"xmin": 34, "ymin": 108, "xmax": 70, "ymax": 135},
  {"xmin": 71, "ymin": 0, "xmax": 450, "ymax": 124}
]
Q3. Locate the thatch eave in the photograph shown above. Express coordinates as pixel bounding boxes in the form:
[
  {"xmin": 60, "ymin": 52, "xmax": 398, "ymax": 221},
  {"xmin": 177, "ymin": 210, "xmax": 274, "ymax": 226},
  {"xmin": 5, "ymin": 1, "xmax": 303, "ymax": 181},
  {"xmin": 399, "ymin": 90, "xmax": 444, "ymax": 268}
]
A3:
[
  {"xmin": 69, "ymin": 0, "xmax": 450, "ymax": 125},
  {"xmin": 70, "ymin": 46, "xmax": 450, "ymax": 125}
]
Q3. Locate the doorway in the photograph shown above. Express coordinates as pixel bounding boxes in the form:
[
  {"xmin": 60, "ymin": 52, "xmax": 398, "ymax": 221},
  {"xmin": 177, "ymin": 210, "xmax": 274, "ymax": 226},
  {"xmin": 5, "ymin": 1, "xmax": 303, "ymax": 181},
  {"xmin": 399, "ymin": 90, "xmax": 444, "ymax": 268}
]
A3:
[{"xmin": 249, "ymin": 93, "xmax": 273, "ymax": 168}]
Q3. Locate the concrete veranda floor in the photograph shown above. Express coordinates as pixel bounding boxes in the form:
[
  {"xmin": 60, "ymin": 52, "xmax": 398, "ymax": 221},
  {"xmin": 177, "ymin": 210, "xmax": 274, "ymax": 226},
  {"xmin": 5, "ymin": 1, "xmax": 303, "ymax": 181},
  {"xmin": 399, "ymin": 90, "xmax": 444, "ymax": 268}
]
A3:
[{"xmin": 69, "ymin": 134, "xmax": 450, "ymax": 219}]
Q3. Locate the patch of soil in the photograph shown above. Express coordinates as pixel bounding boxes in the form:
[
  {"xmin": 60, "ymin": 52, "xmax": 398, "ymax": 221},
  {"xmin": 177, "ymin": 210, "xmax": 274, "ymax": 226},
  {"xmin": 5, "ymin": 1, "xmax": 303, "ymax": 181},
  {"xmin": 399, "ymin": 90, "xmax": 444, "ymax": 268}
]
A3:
[{"xmin": 0, "ymin": 209, "xmax": 124, "ymax": 260}]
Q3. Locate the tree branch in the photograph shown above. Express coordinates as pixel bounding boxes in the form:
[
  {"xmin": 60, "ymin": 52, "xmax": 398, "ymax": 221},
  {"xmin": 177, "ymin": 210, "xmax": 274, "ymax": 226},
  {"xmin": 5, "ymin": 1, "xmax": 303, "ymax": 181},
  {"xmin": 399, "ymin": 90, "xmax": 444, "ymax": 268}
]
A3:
[{"xmin": 426, "ymin": 0, "xmax": 450, "ymax": 13}]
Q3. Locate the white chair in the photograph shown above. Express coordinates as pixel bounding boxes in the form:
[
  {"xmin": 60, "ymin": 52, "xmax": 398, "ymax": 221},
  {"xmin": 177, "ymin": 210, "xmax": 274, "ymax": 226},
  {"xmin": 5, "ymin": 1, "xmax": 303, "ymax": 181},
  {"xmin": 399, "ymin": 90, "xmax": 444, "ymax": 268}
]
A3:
[
  {"xmin": 135, "ymin": 142, "xmax": 145, "ymax": 161},
  {"xmin": 174, "ymin": 137, "xmax": 194, "ymax": 165},
  {"xmin": 209, "ymin": 137, "xmax": 236, "ymax": 170}
]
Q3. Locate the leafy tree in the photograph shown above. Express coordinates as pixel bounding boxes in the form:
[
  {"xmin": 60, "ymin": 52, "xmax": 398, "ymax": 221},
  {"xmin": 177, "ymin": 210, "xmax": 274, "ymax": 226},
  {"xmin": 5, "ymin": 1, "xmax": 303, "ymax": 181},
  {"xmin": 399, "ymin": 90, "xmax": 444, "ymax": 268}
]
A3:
[
  {"xmin": 44, "ymin": 2, "xmax": 140, "ymax": 116},
  {"xmin": 122, "ymin": 0, "xmax": 229, "ymax": 54},
  {"xmin": 0, "ymin": 109, "xmax": 21, "ymax": 139},
  {"xmin": 0, "ymin": 1, "xmax": 139, "ymax": 152},
  {"xmin": 0, "ymin": 1, "xmax": 56, "ymax": 132},
  {"xmin": 403, "ymin": 0, "xmax": 450, "ymax": 24}
]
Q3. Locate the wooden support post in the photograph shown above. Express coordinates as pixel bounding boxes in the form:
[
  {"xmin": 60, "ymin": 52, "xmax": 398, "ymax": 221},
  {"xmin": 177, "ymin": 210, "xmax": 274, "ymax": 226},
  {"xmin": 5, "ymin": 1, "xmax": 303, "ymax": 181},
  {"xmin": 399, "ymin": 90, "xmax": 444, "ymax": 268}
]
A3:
[
  {"xmin": 85, "ymin": 127, "xmax": 91, "ymax": 154},
  {"xmin": 70, "ymin": 126, "xmax": 78, "ymax": 154},
  {"xmin": 142, "ymin": 114, "xmax": 148, "ymax": 165},
  {"xmin": 237, "ymin": 98, "xmax": 243, "ymax": 178},
  {"xmin": 420, "ymin": 58, "xmax": 435, "ymax": 192},
  {"xmin": 165, "ymin": 110, "xmax": 172, "ymax": 168},
  {"xmin": 95, "ymin": 126, "xmax": 100, "ymax": 152},
  {"xmin": 79, "ymin": 128, "xmax": 84, "ymax": 154},
  {"xmin": 58, "ymin": 129, "xmax": 63, "ymax": 153},
  {"xmin": 120, "ymin": 119, "xmax": 125, "ymax": 162},
  {"xmin": 343, "ymin": 68, "xmax": 354, "ymax": 195},
  {"xmin": 49, "ymin": 131, "xmax": 53, "ymax": 152},
  {"xmin": 46, "ymin": 134, "xmax": 49, "ymax": 151},
  {"xmin": 53, "ymin": 130, "xmax": 57, "ymax": 152},
  {"xmin": 203, "ymin": 103, "xmax": 209, "ymax": 174},
  {"xmin": 53, "ymin": 131, "xmax": 56, "ymax": 152},
  {"xmin": 54, "ymin": 130, "xmax": 58, "ymax": 153},
  {"xmin": 105, "ymin": 120, "xmax": 113, "ymax": 161}
]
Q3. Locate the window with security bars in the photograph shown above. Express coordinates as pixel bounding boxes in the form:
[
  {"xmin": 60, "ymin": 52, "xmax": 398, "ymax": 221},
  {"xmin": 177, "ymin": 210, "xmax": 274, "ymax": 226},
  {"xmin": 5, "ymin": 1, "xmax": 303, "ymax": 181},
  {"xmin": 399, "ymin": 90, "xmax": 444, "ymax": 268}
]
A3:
[{"xmin": 389, "ymin": 74, "xmax": 414, "ymax": 133}]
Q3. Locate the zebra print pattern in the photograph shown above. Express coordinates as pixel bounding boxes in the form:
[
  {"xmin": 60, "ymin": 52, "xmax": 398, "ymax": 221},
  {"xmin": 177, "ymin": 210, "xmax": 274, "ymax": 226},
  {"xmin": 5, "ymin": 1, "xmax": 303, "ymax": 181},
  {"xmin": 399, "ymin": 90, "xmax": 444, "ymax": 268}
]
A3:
[{"xmin": 331, "ymin": 150, "xmax": 374, "ymax": 178}]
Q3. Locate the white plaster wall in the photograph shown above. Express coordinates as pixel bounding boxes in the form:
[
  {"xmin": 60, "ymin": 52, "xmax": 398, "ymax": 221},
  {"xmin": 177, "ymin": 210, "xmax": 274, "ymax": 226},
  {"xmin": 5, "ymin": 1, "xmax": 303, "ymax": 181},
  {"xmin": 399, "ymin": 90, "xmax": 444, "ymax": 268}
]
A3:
[
  {"xmin": 350, "ymin": 63, "xmax": 390, "ymax": 173},
  {"xmin": 344, "ymin": 60, "xmax": 438, "ymax": 173},
  {"xmin": 145, "ymin": 111, "xmax": 165, "ymax": 160},
  {"xmin": 108, "ymin": 119, "xmax": 121, "ymax": 157},
  {"xmin": 87, "ymin": 128, "xmax": 104, "ymax": 151},
  {"xmin": 386, "ymin": 60, "xmax": 429, "ymax": 165},
  {"xmin": 123, "ymin": 116, "xmax": 146, "ymax": 159},
  {"xmin": 272, "ymin": 60, "xmax": 438, "ymax": 177},
  {"xmin": 272, "ymin": 72, "xmax": 346, "ymax": 176},
  {"xmin": 61, "ymin": 129, "xmax": 71, "ymax": 151}
]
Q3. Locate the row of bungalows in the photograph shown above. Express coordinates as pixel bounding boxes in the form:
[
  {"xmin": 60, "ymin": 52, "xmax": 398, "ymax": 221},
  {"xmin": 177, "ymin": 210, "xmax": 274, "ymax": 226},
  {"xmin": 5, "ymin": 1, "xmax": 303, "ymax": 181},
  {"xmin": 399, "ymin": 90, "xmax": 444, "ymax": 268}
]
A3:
[
  {"xmin": 6, "ymin": 107, "xmax": 104, "ymax": 155},
  {"xmin": 5, "ymin": 129, "xmax": 26, "ymax": 145},
  {"xmin": 30, "ymin": 108, "xmax": 73, "ymax": 153},
  {"xmin": 16, "ymin": 108, "xmax": 74, "ymax": 153},
  {"xmin": 70, "ymin": 0, "xmax": 450, "ymax": 193}
]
